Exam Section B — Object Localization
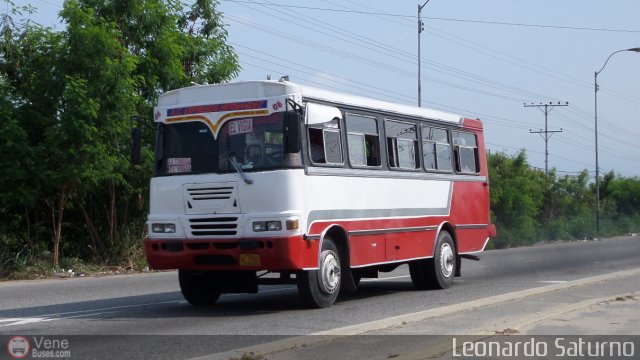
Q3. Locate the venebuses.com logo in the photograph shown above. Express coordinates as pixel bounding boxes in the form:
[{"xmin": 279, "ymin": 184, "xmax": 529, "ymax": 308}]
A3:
[{"xmin": 6, "ymin": 336, "xmax": 71, "ymax": 359}]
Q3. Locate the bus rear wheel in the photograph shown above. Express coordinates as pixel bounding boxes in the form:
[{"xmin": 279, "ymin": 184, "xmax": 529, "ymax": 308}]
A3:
[
  {"xmin": 178, "ymin": 270, "xmax": 222, "ymax": 306},
  {"xmin": 297, "ymin": 238, "xmax": 342, "ymax": 308},
  {"xmin": 410, "ymin": 231, "xmax": 456, "ymax": 289}
]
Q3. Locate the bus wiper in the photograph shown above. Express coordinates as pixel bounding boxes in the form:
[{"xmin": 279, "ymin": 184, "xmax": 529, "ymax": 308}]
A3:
[{"xmin": 227, "ymin": 152, "xmax": 253, "ymax": 185}]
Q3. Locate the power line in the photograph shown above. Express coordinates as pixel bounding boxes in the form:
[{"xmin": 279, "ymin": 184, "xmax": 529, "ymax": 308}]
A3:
[
  {"xmin": 223, "ymin": 0, "xmax": 415, "ymax": 18},
  {"xmin": 222, "ymin": 0, "xmax": 640, "ymax": 33},
  {"xmin": 226, "ymin": 13, "xmax": 534, "ymax": 103},
  {"xmin": 234, "ymin": 45, "xmax": 417, "ymax": 104},
  {"xmin": 32, "ymin": 0, "xmax": 62, "ymax": 8},
  {"xmin": 319, "ymin": 1, "xmax": 640, "ymax": 106},
  {"xmin": 226, "ymin": 3, "xmax": 567, "ymax": 104},
  {"xmin": 425, "ymin": 16, "xmax": 640, "ymax": 34}
]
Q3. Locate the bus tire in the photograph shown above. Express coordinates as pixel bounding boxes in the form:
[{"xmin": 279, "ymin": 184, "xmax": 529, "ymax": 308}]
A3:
[
  {"xmin": 178, "ymin": 270, "xmax": 222, "ymax": 306},
  {"xmin": 410, "ymin": 231, "xmax": 456, "ymax": 289},
  {"xmin": 297, "ymin": 238, "xmax": 341, "ymax": 308}
]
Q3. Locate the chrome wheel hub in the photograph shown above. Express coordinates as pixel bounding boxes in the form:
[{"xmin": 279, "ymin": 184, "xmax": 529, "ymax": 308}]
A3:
[
  {"xmin": 320, "ymin": 251, "xmax": 340, "ymax": 294},
  {"xmin": 440, "ymin": 243, "xmax": 454, "ymax": 278}
]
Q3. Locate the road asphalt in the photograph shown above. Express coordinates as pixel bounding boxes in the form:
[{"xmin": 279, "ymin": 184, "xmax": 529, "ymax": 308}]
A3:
[
  {"xmin": 2, "ymin": 236, "xmax": 639, "ymax": 359},
  {"xmin": 200, "ymin": 267, "xmax": 640, "ymax": 360}
]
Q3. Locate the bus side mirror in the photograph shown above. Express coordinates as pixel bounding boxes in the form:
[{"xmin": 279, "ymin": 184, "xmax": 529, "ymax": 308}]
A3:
[
  {"xmin": 285, "ymin": 112, "xmax": 301, "ymax": 153},
  {"xmin": 131, "ymin": 126, "xmax": 142, "ymax": 165}
]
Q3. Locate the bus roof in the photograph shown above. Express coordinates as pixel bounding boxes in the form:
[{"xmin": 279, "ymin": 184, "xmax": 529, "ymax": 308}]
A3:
[{"xmin": 158, "ymin": 80, "xmax": 463, "ymax": 124}]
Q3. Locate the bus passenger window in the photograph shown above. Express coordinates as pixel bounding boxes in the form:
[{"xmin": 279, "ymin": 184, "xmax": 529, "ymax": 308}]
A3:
[
  {"xmin": 348, "ymin": 133, "xmax": 366, "ymax": 166},
  {"xmin": 422, "ymin": 126, "xmax": 452, "ymax": 172},
  {"xmin": 323, "ymin": 130, "xmax": 342, "ymax": 163},
  {"xmin": 307, "ymin": 117, "xmax": 343, "ymax": 165},
  {"xmin": 453, "ymin": 131, "xmax": 479, "ymax": 173},
  {"xmin": 346, "ymin": 113, "xmax": 380, "ymax": 167},
  {"xmin": 385, "ymin": 120, "xmax": 419, "ymax": 170}
]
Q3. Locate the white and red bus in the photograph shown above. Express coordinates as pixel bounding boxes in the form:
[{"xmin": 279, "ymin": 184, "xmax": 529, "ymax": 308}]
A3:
[{"xmin": 141, "ymin": 79, "xmax": 495, "ymax": 308}]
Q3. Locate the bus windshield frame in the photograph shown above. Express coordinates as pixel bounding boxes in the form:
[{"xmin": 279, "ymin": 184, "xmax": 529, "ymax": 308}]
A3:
[{"xmin": 154, "ymin": 112, "xmax": 299, "ymax": 177}]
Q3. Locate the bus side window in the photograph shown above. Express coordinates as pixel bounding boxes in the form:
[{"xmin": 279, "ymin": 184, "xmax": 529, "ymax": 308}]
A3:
[
  {"xmin": 453, "ymin": 131, "xmax": 479, "ymax": 173},
  {"xmin": 306, "ymin": 103, "xmax": 344, "ymax": 166},
  {"xmin": 346, "ymin": 113, "xmax": 380, "ymax": 167},
  {"xmin": 422, "ymin": 126, "xmax": 452, "ymax": 172},
  {"xmin": 307, "ymin": 118, "xmax": 343, "ymax": 165},
  {"xmin": 385, "ymin": 119, "xmax": 419, "ymax": 170}
]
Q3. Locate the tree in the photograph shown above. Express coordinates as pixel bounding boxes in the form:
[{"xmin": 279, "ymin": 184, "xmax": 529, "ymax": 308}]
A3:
[
  {"xmin": 599, "ymin": 172, "xmax": 640, "ymax": 234},
  {"xmin": 488, "ymin": 150, "xmax": 544, "ymax": 248},
  {"xmin": 0, "ymin": 0, "xmax": 239, "ymax": 269},
  {"xmin": 540, "ymin": 170, "xmax": 593, "ymax": 240},
  {"xmin": 1, "ymin": 20, "xmax": 68, "ymax": 267}
]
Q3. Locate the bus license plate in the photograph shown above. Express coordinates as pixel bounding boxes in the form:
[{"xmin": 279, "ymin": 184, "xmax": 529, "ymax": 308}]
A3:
[{"xmin": 239, "ymin": 254, "xmax": 261, "ymax": 266}]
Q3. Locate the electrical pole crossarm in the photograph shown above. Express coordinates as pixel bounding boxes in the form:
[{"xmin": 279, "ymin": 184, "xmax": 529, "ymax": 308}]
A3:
[{"xmin": 524, "ymin": 102, "xmax": 569, "ymax": 174}]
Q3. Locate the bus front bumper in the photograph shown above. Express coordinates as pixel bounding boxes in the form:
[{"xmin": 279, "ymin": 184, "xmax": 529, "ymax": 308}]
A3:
[{"xmin": 144, "ymin": 235, "xmax": 318, "ymax": 271}]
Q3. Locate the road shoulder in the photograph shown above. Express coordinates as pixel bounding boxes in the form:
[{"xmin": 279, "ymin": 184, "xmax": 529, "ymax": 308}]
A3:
[{"xmin": 192, "ymin": 267, "xmax": 640, "ymax": 360}]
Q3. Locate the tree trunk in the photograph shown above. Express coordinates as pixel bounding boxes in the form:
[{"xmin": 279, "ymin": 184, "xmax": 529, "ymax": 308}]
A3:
[
  {"xmin": 78, "ymin": 199, "xmax": 104, "ymax": 257},
  {"xmin": 109, "ymin": 180, "xmax": 117, "ymax": 245},
  {"xmin": 47, "ymin": 186, "xmax": 69, "ymax": 269},
  {"xmin": 25, "ymin": 206, "xmax": 34, "ymax": 248},
  {"xmin": 52, "ymin": 192, "xmax": 66, "ymax": 268}
]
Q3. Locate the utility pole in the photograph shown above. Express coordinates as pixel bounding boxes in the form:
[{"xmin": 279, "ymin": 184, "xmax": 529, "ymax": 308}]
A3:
[
  {"xmin": 417, "ymin": 1, "xmax": 430, "ymax": 107},
  {"xmin": 594, "ymin": 48, "xmax": 640, "ymax": 233},
  {"xmin": 525, "ymin": 101, "xmax": 569, "ymax": 174}
]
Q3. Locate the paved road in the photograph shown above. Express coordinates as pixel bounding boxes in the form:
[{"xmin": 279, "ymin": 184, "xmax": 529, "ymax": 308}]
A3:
[{"xmin": 1, "ymin": 236, "xmax": 639, "ymax": 359}]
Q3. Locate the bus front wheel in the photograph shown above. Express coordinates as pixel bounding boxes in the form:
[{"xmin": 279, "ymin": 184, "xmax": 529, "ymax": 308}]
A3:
[
  {"xmin": 297, "ymin": 238, "xmax": 341, "ymax": 308},
  {"xmin": 410, "ymin": 231, "xmax": 456, "ymax": 289},
  {"xmin": 178, "ymin": 270, "xmax": 222, "ymax": 306}
]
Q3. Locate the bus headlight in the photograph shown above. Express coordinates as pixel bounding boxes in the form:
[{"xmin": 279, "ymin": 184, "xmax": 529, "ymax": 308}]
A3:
[
  {"xmin": 151, "ymin": 223, "xmax": 176, "ymax": 233},
  {"xmin": 267, "ymin": 221, "xmax": 282, "ymax": 231},
  {"xmin": 253, "ymin": 221, "xmax": 282, "ymax": 232},
  {"xmin": 253, "ymin": 221, "xmax": 267, "ymax": 232}
]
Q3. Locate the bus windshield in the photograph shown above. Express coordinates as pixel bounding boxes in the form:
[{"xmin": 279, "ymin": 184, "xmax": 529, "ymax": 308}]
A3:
[{"xmin": 154, "ymin": 113, "xmax": 289, "ymax": 176}]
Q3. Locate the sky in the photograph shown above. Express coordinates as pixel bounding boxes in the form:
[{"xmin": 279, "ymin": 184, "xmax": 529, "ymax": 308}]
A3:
[{"xmin": 7, "ymin": 0, "xmax": 640, "ymax": 177}]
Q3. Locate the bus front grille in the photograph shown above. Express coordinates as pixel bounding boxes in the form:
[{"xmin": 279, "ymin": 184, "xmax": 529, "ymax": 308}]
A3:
[{"xmin": 188, "ymin": 217, "xmax": 239, "ymax": 237}]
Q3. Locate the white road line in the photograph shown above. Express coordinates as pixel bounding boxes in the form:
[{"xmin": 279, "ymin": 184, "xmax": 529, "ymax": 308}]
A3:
[
  {"xmin": 0, "ymin": 317, "xmax": 57, "ymax": 327},
  {"xmin": 0, "ymin": 300, "xmax": 181, "ymax": 327},
  {"xmin": 362, "ymin": 275, "xmax": 410, "ymax": 282}
]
